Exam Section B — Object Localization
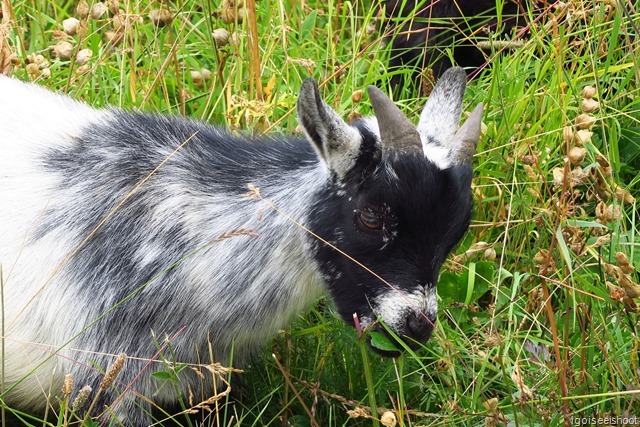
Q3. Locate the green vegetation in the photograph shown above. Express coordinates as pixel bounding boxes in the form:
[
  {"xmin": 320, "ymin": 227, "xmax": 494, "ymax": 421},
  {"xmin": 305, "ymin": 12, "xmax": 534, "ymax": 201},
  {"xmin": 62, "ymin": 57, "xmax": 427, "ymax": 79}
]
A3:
[{"xmin": 1, "ymin": 0, "xmax": 639, "ymax": 425}]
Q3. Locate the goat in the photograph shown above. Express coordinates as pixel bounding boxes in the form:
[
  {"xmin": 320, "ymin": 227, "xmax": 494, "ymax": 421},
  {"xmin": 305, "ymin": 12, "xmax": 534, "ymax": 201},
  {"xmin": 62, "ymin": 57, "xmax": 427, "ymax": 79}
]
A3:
[
  {"xmin": 0, "ymin": 67, "xmax": 482, "ymax": 425},
  {"xmin": 384, "ymin": 0, "xmax": 537, "ymax": 90}
]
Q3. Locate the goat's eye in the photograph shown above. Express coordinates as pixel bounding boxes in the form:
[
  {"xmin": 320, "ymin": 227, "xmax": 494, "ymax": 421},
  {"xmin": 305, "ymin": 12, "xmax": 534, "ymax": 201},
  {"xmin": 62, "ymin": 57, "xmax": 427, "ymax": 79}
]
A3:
[{"xmin": 357, "ymin": 210, "xmax": 383, "ymax": 230}]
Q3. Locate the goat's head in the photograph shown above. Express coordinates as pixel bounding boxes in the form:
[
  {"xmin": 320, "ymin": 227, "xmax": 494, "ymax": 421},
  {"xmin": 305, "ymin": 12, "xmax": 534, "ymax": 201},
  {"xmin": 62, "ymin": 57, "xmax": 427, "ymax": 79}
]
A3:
[{"xmin": 297, "ymin": 67, "xmax": 482, "ymax": 354}]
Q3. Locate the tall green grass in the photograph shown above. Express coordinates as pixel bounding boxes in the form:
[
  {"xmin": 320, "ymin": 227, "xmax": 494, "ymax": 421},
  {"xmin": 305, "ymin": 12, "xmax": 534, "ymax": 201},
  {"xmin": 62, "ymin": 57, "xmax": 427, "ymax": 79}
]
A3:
[{"xmin": 1, "ymin": 0, "xmax": 639, "ymax": 425}]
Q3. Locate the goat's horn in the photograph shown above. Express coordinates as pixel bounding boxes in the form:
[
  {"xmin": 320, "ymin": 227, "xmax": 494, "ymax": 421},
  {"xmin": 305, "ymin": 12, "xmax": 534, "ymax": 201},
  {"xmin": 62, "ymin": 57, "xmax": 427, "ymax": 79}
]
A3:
[{"xmin": 367, "ymin": 85, "xmax": 421, "ymax": 155}]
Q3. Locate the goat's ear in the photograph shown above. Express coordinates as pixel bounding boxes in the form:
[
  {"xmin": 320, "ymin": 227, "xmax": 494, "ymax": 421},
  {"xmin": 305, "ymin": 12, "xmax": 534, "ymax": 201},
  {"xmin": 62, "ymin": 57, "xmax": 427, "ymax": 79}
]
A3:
[
  {"xmin": 297, "ymin": 78, "xmax": 361, "ymax": 179},
  {"xmin": 417, "ymin": 67, "xmax": 482, "ymax": 165}
]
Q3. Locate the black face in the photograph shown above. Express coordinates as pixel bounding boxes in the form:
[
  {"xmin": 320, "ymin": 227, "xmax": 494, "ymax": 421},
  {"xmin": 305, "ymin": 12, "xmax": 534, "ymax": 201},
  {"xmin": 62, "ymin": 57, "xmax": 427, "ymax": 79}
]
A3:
[{"xmin": 307, "ymin": 140, "xmax": 473, "ymax": 352}]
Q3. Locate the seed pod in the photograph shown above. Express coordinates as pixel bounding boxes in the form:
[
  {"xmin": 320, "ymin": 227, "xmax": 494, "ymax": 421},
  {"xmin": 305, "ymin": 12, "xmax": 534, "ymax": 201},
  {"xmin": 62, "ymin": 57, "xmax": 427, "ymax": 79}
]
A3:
[
  {"xmin": 62, "ymin": 17, "xmax": 80, "ymax": 35},
  {"xmin": 575, "ymin": 113, "xmax": 595, "ymax": 129},
  {"xmin": 533, "ymin": 249, "xmax": 550, "ymax": 266},
  {"xmin": 380, "ymin": 411, "xmax": 397, "ymax": 427},
  {"xmin": 567, "ymin": 146, "xmax": 586, "ymax": 165},
  {"xmin": 619, "ymin": 275, "xmax": 640, "ymax": 298},
  {"xmin": 76, "ymin": 20, "xmax": 89, "ymax": 38},
  {"xmin": 149, "ymin": 9, "xmax": 174, "ymax": 27},
  {"xmin": 615, "ymin": 252, "xmax": 634, "ymax": 275},
  {"xmin": 191, "ymin": 70, "xmax": 203, "ymax": 87},
  {"xmin": 90, "ymin": 2, "xmax": 108, "ymax": 19},
  {"xmin": 581, "ymin": 85, "xmax": 596, "ymax": 99},
  {"xmin": 483, "ymin": 247, "xmax": 497, "ymax": 262},
  {"xmin": 107, "ymin": 0, "xmax": 120, "ymax": 15},
  {"xmin": 26, "ymin": 63, "xmax": 40, "ymax": 75},
  {"xmin": 562, "ymin": 126, "xmax": 574, "ymax": 144},
  {"xmin": 105, "ymin": 30, "xmax": 124, "ymax": 45},
  {"xmin": 54, "ymin": 41, "xmax": 74, "ymax": 61},
  {"xmin": 351, "ymin": 89, "xmax": 363, "ymax": 103},
  {"xmin": 574, "ymin": 129, "xmax": 593, "ymax": 145},
  {"xmin": 200, "ymin": 68, "xmax": 212, "ymax": 81},
  {"xmin": 75, "ymin": 48, "xmax": 92, "ymax": 65},
  {"xmin": 581, "ymin": 98, "xmax": 600, "ymax": 113},
  {"xmin": 212, "ymin": 28, "xmax": 230, "ymax": 47},
  {"xmin": 608, "ymin": 282, "xmax": 626, "ymax": 302},
  {"xmin": 77, "ymin": 0, "xmax": 90, "ymax": 19},
  {"xmin": 614, "ymin": 187, "xmax": 635, "ymax": 205},
  {"xmin": 75, "ymin": 64, "xmax": 91, "ymax": 75}
]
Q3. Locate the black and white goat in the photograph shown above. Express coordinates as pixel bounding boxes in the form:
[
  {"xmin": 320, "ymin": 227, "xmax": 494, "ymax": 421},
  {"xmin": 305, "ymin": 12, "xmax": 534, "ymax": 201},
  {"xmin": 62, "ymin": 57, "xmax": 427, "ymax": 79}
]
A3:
[{"xmin": 0, "ymin": 67, "xmax": 482, "ymax": 424}]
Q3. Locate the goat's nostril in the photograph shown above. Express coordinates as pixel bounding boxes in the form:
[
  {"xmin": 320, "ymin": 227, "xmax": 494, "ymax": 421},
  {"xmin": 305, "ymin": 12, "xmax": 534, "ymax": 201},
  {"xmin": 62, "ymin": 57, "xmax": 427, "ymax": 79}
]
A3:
[{"xmin": 405, "ymin": 313, "xmax": 434, "ymax": 343}]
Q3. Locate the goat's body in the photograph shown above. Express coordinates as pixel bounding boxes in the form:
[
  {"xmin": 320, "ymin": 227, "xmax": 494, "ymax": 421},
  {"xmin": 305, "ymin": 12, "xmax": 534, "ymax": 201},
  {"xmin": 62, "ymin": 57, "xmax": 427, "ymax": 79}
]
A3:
[
  {"xmin": 1, "ymin": 68, "xmax": 481, "ymax": 424},
  {"xmin": 1, "ymin": 77, "xmax": 325, "ymax": 415}
]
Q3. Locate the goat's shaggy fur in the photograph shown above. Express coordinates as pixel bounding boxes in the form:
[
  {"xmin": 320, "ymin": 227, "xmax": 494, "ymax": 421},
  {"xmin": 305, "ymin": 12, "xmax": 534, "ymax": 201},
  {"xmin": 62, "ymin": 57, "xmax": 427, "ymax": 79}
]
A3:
[{"xmin": 0, "ymin": 68, "xmax": 481, "ymax": 424}]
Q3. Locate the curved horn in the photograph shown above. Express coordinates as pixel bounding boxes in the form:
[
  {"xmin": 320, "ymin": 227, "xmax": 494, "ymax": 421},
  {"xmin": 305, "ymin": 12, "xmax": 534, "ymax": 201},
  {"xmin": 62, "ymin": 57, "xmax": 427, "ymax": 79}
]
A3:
[{"xmin": 367, "ymin": 85, "xmax": 421, "ymax": 155}]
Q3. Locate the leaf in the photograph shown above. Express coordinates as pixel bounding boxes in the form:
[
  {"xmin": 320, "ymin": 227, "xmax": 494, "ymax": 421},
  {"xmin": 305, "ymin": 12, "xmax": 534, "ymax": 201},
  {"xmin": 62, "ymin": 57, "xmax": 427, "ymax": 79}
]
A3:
[
  {"xmin": 151, "ymin": 370, "xmax": 175, "ymax": 381},
  {"xmin": 264, "ymin": 74, "xmax": 277, "ymax": 101},
  {"xmin": 368, "ymin": 331, "xmax": 401, "ymax": 352},
  {"xmin": 438, "ymin": 262, "xmax": 494, "ymax": 305},
  {"xmin": 300, "ymin": 10, "xmax": 317, "ymax": 41}
]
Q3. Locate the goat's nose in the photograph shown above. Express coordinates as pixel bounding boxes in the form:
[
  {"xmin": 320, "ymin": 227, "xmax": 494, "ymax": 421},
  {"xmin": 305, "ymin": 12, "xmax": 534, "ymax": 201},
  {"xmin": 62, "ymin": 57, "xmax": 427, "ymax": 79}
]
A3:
[{"xmin": 404, "ymin": 312, "xmax": 435, "ymax": 344}]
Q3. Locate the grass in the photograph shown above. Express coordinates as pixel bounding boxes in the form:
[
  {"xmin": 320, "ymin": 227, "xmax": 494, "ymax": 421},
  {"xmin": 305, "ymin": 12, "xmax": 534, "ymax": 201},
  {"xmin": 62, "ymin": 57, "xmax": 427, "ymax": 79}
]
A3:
[{"xmin": 1, "ymin": 0, "xmax": 640, "ymax": 425}]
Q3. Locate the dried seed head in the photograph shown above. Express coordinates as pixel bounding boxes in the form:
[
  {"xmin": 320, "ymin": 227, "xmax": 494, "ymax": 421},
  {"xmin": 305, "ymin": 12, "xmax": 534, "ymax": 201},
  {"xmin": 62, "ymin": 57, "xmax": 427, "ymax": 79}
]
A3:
[
  {"xmin": 351, "ymin": 89, "xmax": 363, "ymax": 103},
  {"xmin": 380, "ymin": 411, "xmax": 397, "ymax": 427},
  {"xmin": 619, "ymin": 275, "xmax": 640, "ymax": 298},
  {"xmin": 569, "ymin": 166, "xmax": 589, "ymax": 186},
  {"xmin": 26, "ymin": 62, "xmax": 40, "ymax": 75},
  {"xmin": 99, "ymin": 353, "xmax": 126, "ymax": 390},
  {"xmin": 581, "ymin": 98, "xmax": 600, "ymax": 113},
  {"xmin": 533, "ymin": 249, "xmax": 550, "ymax": 266},
  {"xmin": 112, "ymin": 14, "xmax": 127, "ymax": 30},
  {"xmin": 71, "ymin": 385, "xmax": 92, "ymax": 411},
  {"xmin": 63, "ymin": 17, "xmax": 80, "ymax": 35},
  {"xmin": 191, "ymin": 70, "xmax": 203, "ymax": 87},
  {"xmin": 62, "ymin": 373, "xmax": 74, "ymax": 396},
  {"xmin": 77, "ymin": 0, "xmax": 90, "ymax": 19},
  {"xmin": 608, "ymin": 282, "xmax": 626, "ymax": 302},
  {"xmin": 614, "ymin": 187, "xmax": 635, "ymax": 205},
  {"xmin": 107, "ymin": 0, "xmax": 120, "ymax": 15},
  {"xmin": 581, "ymin": 85, "xmax": 597, "ymax": 99},
  {"xmin": 595, "ymin": 154, "xmax": 611, "ymax": 170},
  {"xmin": 483, "ymin": 397, "xmax": 499, "ymax": 412},
  {"xmin": 552, "ymin": 167, "xmax": 565, "ymax": 187},
  {"xmin": 76, "ymin": 20, "xmax": 89, "ymax": 38},
  {"xmin": 149, "ymin": 9, "xmax": 174, "ymax": 27},
  {"xmin": 562, "ymin": 126, "xmax": 574, "ymax": 144},
  {"xmin": 105, "ymin": 30, "xmax": 124, "ymax": 45},
  {"xmin": 212, "ymin": 28, "xmax": 230, "ymax": 47},
  {"xmin": 567, "ymin": 146, "xmax": 586, "ymax": 165},
  {"xmin": 574, "ymin": 129, "xmax": 593, "ymax": 145},
  {"xmin": 615, "ymin": 252, "xmax": 634, "ymax": 274},
  {"xmin": 575, "ymin": 113, "xmax": 596, "ymax": 129},
  {"xmin": 54, "ymin": 41, "xmax": 75, "ymax": 61},
  {"xmin": 90, "ymin": 2, "xmax": 108, "ymax": 19},
  {"xmin": 76, "ymin": 63, "xmax": 91, "ymax": 75},
  {"xmin": 483, "ymin": 247, "xmax": 497, "ymax": 262},
  {"xmin": 75, "ymin": 48, "xmax": 92, "ymax": 65}
]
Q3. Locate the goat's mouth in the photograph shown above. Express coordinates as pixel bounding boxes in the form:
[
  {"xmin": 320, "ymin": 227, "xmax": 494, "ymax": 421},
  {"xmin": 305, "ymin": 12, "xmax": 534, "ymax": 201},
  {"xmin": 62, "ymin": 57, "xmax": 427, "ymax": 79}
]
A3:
[{"xmin": 355, "ymin": 314, "xmax": 434, "ymax": 357}]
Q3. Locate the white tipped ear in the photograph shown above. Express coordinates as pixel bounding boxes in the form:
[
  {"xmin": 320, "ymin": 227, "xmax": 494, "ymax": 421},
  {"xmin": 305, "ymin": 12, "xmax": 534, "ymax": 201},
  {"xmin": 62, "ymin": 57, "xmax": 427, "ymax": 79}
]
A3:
[
  {"xmin": 417, "ymin": 67, "xmax": 467, "ymax": 148},
  {"xmin": 297, "ymin": 78, "xmax": 361, "ymax": 179}
]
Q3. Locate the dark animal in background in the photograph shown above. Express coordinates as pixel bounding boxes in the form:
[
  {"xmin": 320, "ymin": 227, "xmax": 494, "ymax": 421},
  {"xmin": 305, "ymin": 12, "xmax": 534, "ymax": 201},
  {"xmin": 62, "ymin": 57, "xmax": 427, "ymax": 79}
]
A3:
[
  {"xmin": 384, "ymin": 0, "xmax": 541, "ymax": 90},
  {"xmin": 0, "ymin": 67, "xmax": 481, "ymax": 425}
]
